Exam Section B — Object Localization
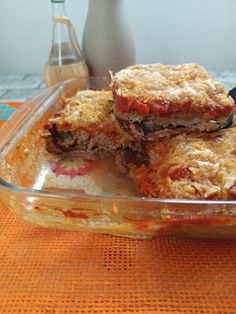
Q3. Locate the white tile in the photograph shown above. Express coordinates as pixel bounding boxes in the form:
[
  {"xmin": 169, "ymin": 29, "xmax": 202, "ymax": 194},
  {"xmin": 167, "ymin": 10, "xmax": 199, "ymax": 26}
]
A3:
[
  {"xmin": 0, "ymin": 74, "xmax": 26, "ymax": 80},
  {"xmin": 0, "ymin": 75, "xmax": 43, "ymax": 89},
  {"xmin": 0, "ymin": 90, "xmax": 8, "ymax": 99},
  {"xmin": 0, "ymin": 75, "xmax": 26, "ymax": 88},
  {"xmin": 39, "ymin": 81, "xmax": 46, "ymax": 89},
  {"xmin": 0, "ymin": 88, "xmax": 45, "ymax": 102},
  {"xmin": 24, "ymin": 75, "xmax": 44, "ymax": 87}
]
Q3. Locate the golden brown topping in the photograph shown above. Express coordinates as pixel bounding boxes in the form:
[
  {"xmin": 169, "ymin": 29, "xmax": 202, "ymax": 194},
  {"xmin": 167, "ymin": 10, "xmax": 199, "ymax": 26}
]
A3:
[
  {"xmin": 112, "ymin": 63, "xmax": 234, "ymax": 116},
  {"xmin": 47, "ymin": 90, "xmax": 117, "ymax": 132},
  {"xmin": 130, "ymin": 128, "xmax": 236, "ymax": 200}
]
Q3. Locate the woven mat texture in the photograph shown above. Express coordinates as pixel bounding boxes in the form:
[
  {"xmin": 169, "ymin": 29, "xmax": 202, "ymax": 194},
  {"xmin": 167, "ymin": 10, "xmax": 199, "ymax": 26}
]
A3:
[{"xmin": 0, "ymin": 199, "xmax": 236, "ymax": 314}]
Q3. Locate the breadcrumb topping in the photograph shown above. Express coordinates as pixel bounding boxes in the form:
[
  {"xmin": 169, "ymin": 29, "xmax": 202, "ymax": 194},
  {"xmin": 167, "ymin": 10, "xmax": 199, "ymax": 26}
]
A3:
[
  {"xmin": 112, "ymin": 63, "xmax": 234, "ymax": 116},
  {"xmin": 130, "ymin": 128, "xmax": 236, "ymax": 200},
  {"xmin": 48, "ymin": 90, "xmax": 119, "ymax": 132}
]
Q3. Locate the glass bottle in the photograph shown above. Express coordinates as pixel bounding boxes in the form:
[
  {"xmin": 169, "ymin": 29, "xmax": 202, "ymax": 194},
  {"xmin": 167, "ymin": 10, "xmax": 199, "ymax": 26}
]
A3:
[
  {"xmin": 44, "ymin": 0, "xmax": 89, "ymax": 89},
  {"xmin": 82, "ymin": 0, "xmax": 135, "ymax": 89}
]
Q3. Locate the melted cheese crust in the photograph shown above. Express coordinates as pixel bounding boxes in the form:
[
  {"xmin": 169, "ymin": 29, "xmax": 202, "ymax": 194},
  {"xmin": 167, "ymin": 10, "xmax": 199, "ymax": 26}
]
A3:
[
  {"xmin": 130, "ymin": 128, "xmax": 236, "ymax": 200},
  {"xmin": 112, "ymin": 63, "xmax": 234, "ymax": 115},
  {"xmin": 48, "ymin": 90, "xmax": 120, "ymax": 132}
]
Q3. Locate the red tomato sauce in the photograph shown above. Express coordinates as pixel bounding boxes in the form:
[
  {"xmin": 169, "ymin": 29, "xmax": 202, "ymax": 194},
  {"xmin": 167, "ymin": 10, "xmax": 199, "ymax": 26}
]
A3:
[{"xmin": 113, "ymin": 91, "xmax": 234, "ymax": 119}]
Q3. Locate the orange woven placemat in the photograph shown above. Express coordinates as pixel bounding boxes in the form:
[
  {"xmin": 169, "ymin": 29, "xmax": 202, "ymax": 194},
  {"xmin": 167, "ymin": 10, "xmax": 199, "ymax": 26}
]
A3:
[{"xmin": 1, "ymin": 199, "xmax": 236, "ymax": 313}]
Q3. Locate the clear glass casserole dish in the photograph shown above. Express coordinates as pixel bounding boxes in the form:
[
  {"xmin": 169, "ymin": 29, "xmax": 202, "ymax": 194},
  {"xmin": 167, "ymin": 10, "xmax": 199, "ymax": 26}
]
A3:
[{"xmin": 0, "ymin": 79, "xmax": 236, "ymax": 239}]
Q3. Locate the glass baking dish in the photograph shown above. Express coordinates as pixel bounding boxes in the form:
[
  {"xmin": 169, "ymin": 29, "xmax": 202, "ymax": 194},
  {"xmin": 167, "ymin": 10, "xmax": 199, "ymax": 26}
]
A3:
[{"xmin": 0, "ymin": 79, "xmax": 236, "ymax": 239}]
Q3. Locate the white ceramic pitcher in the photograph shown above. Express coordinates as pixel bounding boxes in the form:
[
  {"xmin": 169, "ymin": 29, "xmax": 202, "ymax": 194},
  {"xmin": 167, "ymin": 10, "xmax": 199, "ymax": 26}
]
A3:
[{"xmin": 82, "ymin": 0, "xmax": 136, "ymax": 88}]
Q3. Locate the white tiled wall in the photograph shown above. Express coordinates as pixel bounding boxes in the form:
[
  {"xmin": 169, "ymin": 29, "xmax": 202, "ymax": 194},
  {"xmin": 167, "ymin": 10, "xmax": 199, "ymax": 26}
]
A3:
[
  {"xmin": 0, "ymin": 75, "xmax": 45, "ymax": 101},
  {"xmin": 1, "ymin": 0, "xmax": 236, "ymax": 74}
]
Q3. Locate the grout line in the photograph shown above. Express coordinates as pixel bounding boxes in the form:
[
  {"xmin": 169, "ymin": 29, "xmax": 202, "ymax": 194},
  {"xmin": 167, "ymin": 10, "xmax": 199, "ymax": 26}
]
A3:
[
  {"xmin": 36, "ymin": 81, "xmax": 43, "ymax": 89},
  {"xmin": 0, "ymin": 89, "xmax": 10, "ymax": 99},
  {"xmin": 39, "ymin": 81, "xmax": 46, "ymax": 89},
  {"xmin": 22, "ymin": 74, "xmax": 30, "ymax": 81}
]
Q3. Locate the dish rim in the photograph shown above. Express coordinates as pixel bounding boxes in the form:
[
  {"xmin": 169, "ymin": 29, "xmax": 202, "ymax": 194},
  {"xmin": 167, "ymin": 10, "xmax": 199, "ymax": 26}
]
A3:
[{"xmin": 0, "ymin": 79, "xmax": 235, "ymax": 206}]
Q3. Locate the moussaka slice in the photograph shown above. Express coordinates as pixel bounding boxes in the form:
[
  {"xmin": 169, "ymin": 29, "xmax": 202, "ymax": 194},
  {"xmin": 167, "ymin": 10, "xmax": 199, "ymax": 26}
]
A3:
[
  {"xmin": 129, "ymin": 127, "xmax": 236, "ymax": 200},
  {"xmin": 44, "ymin": 90, "xmax": 128, "ymax": 159},
  {"xmin": 112, "ymin": 63, "xmax": 234, "ymax": 141}
]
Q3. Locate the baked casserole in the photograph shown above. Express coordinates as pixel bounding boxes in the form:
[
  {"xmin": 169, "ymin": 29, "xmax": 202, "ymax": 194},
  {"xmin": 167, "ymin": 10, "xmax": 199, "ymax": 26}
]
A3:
[
  {"xmin": 112, "ymin": 63, "xmax": 234, "ymax": 140},
  {"xmin": 44, "ymin": 90, "xmax": 128, "ymax": 158},
  {"xmin": 129, "ymin": 127, "xmax": 236, "ymax": 200}
]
